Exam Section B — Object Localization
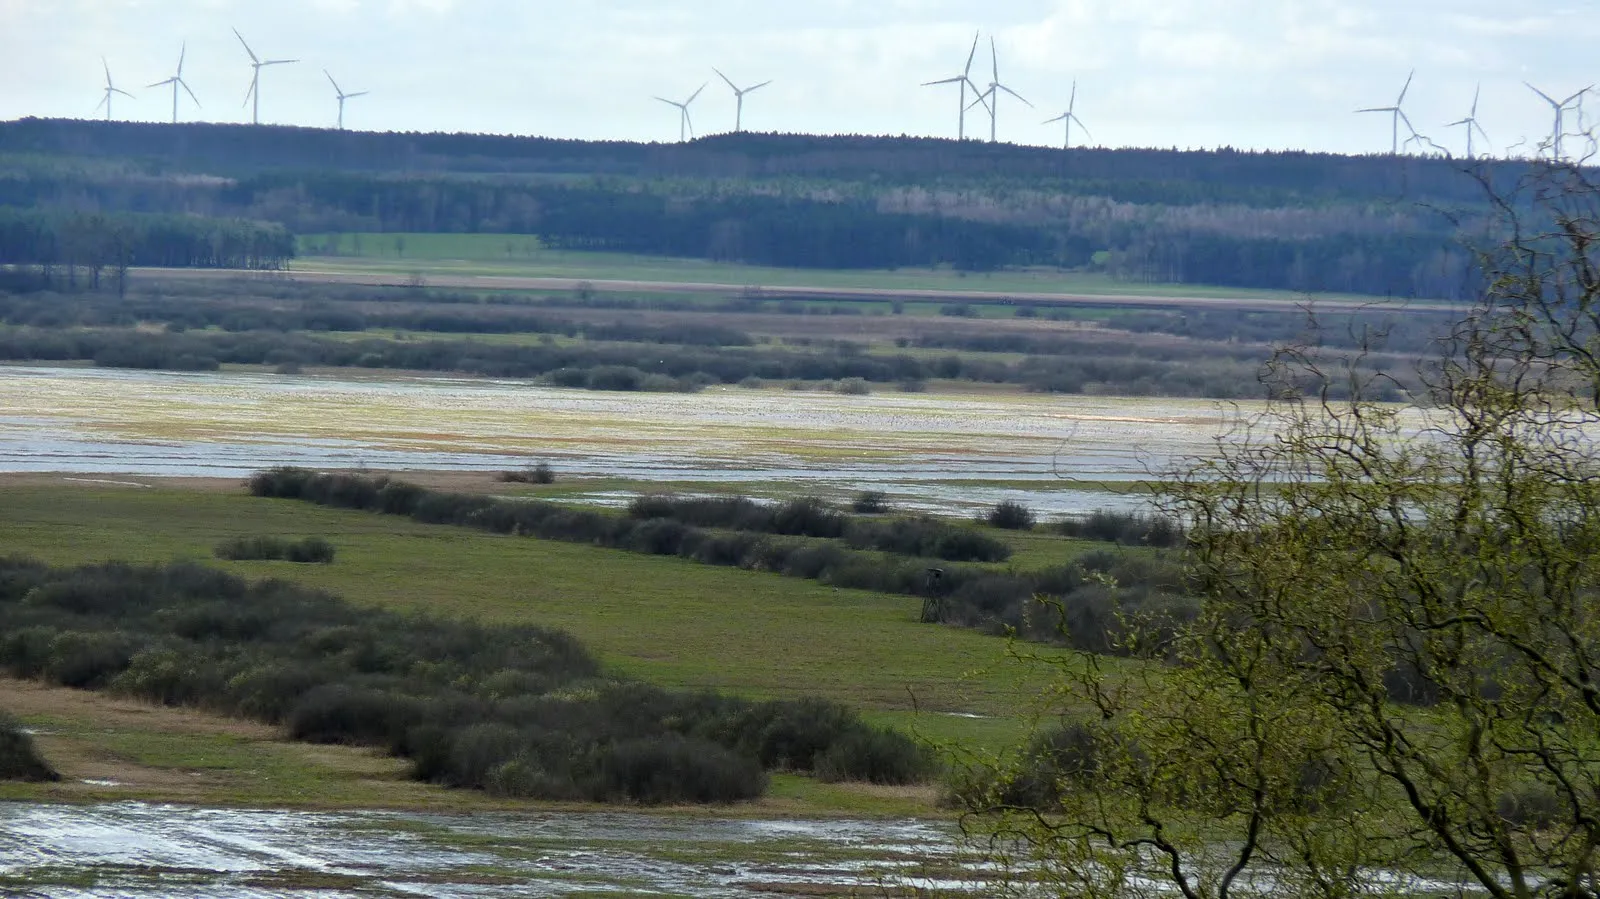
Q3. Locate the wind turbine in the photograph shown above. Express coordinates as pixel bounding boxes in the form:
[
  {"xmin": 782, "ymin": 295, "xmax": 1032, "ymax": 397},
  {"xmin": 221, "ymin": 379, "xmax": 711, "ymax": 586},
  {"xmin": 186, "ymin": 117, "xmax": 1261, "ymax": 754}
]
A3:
[
  {"xmin": 654, "ymin": 83, "xmax": 707, "ymax": 142},
  {"xmin": 234, "ymin": 28, "xmax": 297, "ymax": 125},
  {"xmin": 96, "ymin": 58, "xmax": 134, "ymax": 122},
  {"xmin": 713, "ymin": 68, "xmax": 771, "ymax": 133},
  {"xmin": 1356, "ymin": 70, "xmax": 1419, "ymax": 155},
  {"xmin": 148, "ymin": 42, "xmax": 201, "ymax": 124},
  {"xmin": 325, "ymin": 70, "xmax": 368, "ymax": 131},
  {"xmin": 921, "ymin": 31, "xmax": 984, "ymax": 141},
  {"xmin": 1042, "ymin": 81, "xmax": 1090, "ymax": 150},
  {"xmin": 1446, "ymin": 84, "xmax": 1490, "ymax": 159},
  {"xmin": 1525, "ymin": 82, "xmax": 1593, "ymax": 161},
  {"xmin": 967, "ymin": 37, "xmax": 1032, "ymax": 144}
]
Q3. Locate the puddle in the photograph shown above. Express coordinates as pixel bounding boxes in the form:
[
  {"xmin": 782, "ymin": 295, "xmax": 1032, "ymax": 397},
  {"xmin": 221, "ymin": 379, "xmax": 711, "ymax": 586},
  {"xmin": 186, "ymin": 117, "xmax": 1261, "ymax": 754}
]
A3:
[{"xmin": 0, "ymin": 802, "xmax": 991, "ymax": 897}]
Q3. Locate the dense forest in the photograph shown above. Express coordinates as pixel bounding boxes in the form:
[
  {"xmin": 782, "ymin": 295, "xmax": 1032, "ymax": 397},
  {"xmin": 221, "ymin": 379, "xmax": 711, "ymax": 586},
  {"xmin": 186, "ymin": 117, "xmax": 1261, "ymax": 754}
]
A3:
[
  {"xmin": 0, "ymin": 118, "xmax": 1554, "ymax": 296},
  {"xmin": 0, "ymin": 208, "xmax": 294, "ymax": 287}
]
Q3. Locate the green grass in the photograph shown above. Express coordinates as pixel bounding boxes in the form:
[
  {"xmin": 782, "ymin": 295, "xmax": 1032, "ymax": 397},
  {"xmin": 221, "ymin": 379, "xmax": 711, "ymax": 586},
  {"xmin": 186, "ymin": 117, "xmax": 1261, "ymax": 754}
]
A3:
[
  {"xmin": 295, "ymin": 233, "xmax": 1342, "ymax": 303},
  {"xmin": 0, "ymin": 483, "xmax": 1069, "ymax": 740}
]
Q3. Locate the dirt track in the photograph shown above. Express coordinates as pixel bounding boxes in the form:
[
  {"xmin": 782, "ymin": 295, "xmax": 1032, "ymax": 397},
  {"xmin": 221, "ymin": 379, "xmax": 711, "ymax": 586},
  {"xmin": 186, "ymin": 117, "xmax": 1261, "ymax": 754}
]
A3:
[{"xmin": 128, "ymin": 266, "xmax": 1459, "ymax": 315}]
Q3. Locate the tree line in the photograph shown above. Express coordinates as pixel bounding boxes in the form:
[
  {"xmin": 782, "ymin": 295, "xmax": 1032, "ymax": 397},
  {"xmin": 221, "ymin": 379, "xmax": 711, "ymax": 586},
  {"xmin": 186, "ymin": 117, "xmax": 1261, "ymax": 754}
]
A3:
[{"xmin": 0, "ymin": 207, "xmax": 294, "ymax": 289}]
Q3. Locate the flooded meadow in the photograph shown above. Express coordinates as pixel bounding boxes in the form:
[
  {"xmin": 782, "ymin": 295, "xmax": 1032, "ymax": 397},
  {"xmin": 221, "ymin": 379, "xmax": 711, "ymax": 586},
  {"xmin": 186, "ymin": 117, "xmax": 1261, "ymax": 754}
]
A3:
[
  {"xmin": 0, "ymin": 365, "xmax": 1267, "ymax": 514},
  {"xmin": 0, "ymin": 801, "xmax": 993, "ymax": 897}
]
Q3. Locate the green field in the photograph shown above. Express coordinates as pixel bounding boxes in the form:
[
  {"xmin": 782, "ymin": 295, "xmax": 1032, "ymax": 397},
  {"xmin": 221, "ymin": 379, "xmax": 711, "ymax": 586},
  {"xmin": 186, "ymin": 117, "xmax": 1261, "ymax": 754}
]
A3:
[
  {"xmin": 295, "ymin": 232, "xmax": 1338, "ymax": 303},
  {"xmin": 0, "ymin": 482, "xmax": 1074, "ymax": 748}
]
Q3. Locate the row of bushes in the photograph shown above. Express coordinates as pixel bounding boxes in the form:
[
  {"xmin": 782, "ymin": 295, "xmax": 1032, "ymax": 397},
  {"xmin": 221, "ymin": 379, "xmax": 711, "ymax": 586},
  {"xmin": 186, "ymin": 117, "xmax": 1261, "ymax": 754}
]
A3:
[
  {"xmin": 249, "ymin": 469, "xmax": 1196, "ymax": 652},
  {"xmin": 0, "ymin": 319, "xmax": 1289, "ymax": 399},
  {"xmin": 1055, "ymin": 509, "xmax": 1187, "ymax": 549},
  {"xmin": 628, "ymin": 494, "xmax": 1012, "ymax": 563},
  {"xmin": 0, "ymin": 558, "xmax": 929, "ymax": 803},
  {"xmin": 214, "ymin": 536, "xmax": 336, "ymax": 564}
]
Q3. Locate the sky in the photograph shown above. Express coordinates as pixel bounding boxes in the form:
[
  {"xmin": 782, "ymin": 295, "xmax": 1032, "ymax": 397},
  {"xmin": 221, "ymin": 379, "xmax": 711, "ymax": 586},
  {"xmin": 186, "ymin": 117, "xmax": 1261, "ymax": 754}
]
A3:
[{"xmin": 1, "ymin": 0, "xmax": 1596, "ymax": 156}]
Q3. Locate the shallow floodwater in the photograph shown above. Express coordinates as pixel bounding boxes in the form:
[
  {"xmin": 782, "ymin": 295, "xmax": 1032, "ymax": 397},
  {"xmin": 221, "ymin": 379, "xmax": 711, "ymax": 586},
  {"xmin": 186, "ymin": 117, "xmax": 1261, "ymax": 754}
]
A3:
[
  {"xmin": 0, "ymin": 802, "xmax": 988, "ymax": 897},
  {"xmin": 0, "ymin": 366, "xmax": 1261, "ymax": 513}
]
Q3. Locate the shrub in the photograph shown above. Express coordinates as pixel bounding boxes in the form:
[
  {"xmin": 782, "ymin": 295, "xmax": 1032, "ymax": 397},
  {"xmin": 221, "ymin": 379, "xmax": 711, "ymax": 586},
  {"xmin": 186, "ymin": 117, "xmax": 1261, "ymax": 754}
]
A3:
[
  {"xmin": 987, "ymin": 500, "xmax": 1037, "ymax": 531},
  {"xmin": 815, "ymin": 727, "xmax": 931, "ymax": 785},
  {"xmin": 214, "ymin": 536, "xmax": 335, "ymax": 564},
  {"xmin": 1055, "ymin": 509, "xmax": 1186, "ymax": 548},
  {"xmin": 498, "ymin": 462, "xmax": 556, "ymax": 485},
  {"xmin": 0, "ymin": 713, "xmax": 58, "ymax": 782},
  {"xmin": 596, "ymin": 736, "xmax": 767, "ymax": 804},
  {"xmin": 851, "ymin": 491, "xmax": 889, "ymax": 514},
  {"xmin": 834, "ymin": 377, "xmax": 871, "ymax": 396}
]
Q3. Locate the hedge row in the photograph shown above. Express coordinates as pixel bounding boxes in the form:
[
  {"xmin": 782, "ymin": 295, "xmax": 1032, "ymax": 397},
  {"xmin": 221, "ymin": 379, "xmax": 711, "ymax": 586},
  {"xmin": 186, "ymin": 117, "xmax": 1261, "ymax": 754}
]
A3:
[
  {"xmin": 628, "ymin": 494, "xmax": 1011, "ymax": 563},
  {"xmin": 249, "ymin": 469, "xmax": 1197, "ymax": 652},
  {"xmin": 0, "ymin": 557, "xmax": 929, "ymax": 803}
]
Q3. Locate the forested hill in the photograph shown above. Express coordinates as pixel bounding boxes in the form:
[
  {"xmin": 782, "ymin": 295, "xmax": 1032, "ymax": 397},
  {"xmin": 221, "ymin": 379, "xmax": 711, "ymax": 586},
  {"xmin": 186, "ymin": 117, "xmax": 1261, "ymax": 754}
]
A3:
[
  {"xmin": 0, "ymin": 118, "xmax": 1553, "ymax": 298},
  {"xmin": 0, "ymin": 117, "xmax": 1521, "ymax": 202}
]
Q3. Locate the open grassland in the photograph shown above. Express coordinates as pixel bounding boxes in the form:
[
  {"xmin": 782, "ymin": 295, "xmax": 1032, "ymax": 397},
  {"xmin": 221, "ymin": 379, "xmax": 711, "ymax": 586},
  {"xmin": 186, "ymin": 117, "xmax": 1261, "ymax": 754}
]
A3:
[
  {"xmin": 294, "ymin": 233, "xmax": 1371, "ymax": 304},
  {"xmin": 0, "ymin": 482, "xmax": 1071, "ymax": 746}
]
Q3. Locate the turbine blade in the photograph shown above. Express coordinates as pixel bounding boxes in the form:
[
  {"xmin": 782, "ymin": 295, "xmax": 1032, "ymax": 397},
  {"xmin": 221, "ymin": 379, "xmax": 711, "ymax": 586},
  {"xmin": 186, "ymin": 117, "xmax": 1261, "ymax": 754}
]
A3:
[
  {"xmin": 1397, "ymin": 109, "xmax": 1417, "ymax": 134},
  {"xmin": 686, "ymin": 82, "xmax": 707, "ymax": 104},
  {"xmin": 114, "ymin": 88, "xmax": 134, "ymax": 98},
  {"xmin": 998, "ymin": 84, "xmax": 1032, "ymax": 107},
  {"xmin": 265, "ymin": 59, "xmax": 298, "ymax": 66},
  {"xmin": 1525, "ymin": 82, "xmax": 1559, "ymax": 107},
  {"xmin": 1355, "ymin": 107, "xmax": 1391, "ymax": 114},
  {"xmin": 1397, "ymin": 69, "xmax": 1414, "ymax": 104},
  {"xmin": 685, "ymin": 108, "xmax": 695, "ymax": 138},
  {"xmin": 326, "ymin": 69, "xmax": 341, "ymax": 93},
  {"xmin": 654, "ymin": 97, "xmax": 681, "ymax": 109},
  {"xmin": 713, "ymin": 67, "xmax": 738, "ymax": 92},
  {"xmin": 1447, "ymin": 117, "xmax": 1471, "ymax": 127},
  {"xmin": 923, "ymin": 77, "xmax": 963, "ymax": 86},
  {"xmin": 1042, "ymin": 113, "xmax": 1066, "ymax": 124},
  {"xmin": 181, "ymin": 79, "xmax": 201, "ymax": 107},
  {"xmin": 95, "ymin": 95, "xmax": 108, "ymax": 112},
  {"xmin": 964, "ymin": 30, "xmax": 980, "ymax": 77},
  {"xmin": 233, "ymin": 28, "xmax": 259, "ymax": 64},
  {"xmin": 345, "ymin": 91, "xmax": 369, "ymax": 99},
  {"xmin": 178, "ymin": 41, "xmax": 186, "ymax": 75},
  {"xmin": 746, "ymin": 80, "xmax": 773, "ymax": 93},
  {"xmin": 102, "ymin": 56, "xmax": 112, "ymax": 86},
  {"xmin": 1069, "ymin": 80, "xmax": 1077, "ymax": 112},
  {"xmin": 1075, "ymin": 118, "xmax": 1092, "ymax": 139},
  {"xmin": 990, "ymin": 36, "xmax": 999, "ymax": 84},
  {"xmin": 1470, "ymin": 82, "xmax": 1480, "ymax": 116},
  {"xmin": 148, "ymin": 78, "xmax": 174, "ymax": 88}
]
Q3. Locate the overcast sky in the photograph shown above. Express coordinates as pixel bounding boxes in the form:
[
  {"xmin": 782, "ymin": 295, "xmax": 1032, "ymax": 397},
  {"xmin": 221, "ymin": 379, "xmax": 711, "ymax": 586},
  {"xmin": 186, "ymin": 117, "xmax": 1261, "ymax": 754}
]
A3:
[{"xmin": 2, "ymin": 0, "xmax": 1596, "ymax": 156}]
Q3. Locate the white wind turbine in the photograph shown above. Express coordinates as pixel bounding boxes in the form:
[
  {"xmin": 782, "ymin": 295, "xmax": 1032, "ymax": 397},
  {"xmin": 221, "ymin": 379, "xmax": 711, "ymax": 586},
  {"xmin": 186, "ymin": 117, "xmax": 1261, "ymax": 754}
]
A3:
[
  {"xmin": 1446, "ymin": 84, "xmax": 1490, "ymax": 159},
  {"xmin": 1357, "ymin": 70, "xmax": 1419, "ymax": 155},
  {"xmin": 1042, "ymin": 81, "xmax": 1090, "ymax": 150},
  {"xmin": 1525, "ymin": 82, "xmax": 1593, "ymax": 161},
  {"xmin": 148, "ymin": 42, "xmax": 201, "ymax": 124},
  {"xmin": 967, "ymin": 37, "xmax": 1031, "ymax": 143},
  {"xmin": 921, "ymin": 31, "xmax": 984, "ymax": 141},
  {"xmin": 325, "ymin": 70, "xmax": 368, "ymax": 131},
  {"xmin": 96, "ymin": 58, "xmax": 135, "ymax": 122},
  {"xmin": 713, "ymin": 68, "xmax": 771, "ymax": 133},
  {"xmin": 655, "ymin": 83, "xmax": 707, "ymax": 142},
  {"xmin": 234, "ymin": 28, "xmax": 298, "ymax": 125}
]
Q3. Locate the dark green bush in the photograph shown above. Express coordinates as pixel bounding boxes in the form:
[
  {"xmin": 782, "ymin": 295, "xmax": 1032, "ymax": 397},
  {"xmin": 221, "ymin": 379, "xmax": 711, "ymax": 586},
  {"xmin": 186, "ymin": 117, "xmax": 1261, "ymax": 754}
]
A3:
[
  {"xmin": 851, "ymin": 491, "xmax": 889, "ymax": 514},
  {"xmin": 0, "ymin": 712, "xmax": 58, "ymax": 783},
  {"xmin": 1056, "ymin": 509, "xmax": 1186, "ymax": 548},
  {"xmin": 214, "ymin": 536, "xmax": 336, "ymax": 564},
  {"xmin": 987, "ymin": 501, "xmax": 1037, "ymax": 531},
  {"xmin": 498, "ymin": 462, "xmax": 555, "ymax": 484}
]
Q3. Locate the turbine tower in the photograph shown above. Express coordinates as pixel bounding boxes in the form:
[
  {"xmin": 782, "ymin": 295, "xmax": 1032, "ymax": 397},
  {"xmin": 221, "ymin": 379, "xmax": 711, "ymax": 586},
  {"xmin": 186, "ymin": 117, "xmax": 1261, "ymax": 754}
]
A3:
[
  {"xmin": 148, "ymin": 42, "xmax": 201, "ymax": 124},
  {"xmin": 921, "ymin": 31, "xmax": 984, "ymax": 141},
  {"xmin": 234, "ymin": 28, "xmax": 297, "ymax": 125},
  {"xmin": 1446, "ymin": 84, "xmax": 1490, "ymax": 159},
  {"xmin": 1356, "ymin": 70, "xmax": 1419, "ymax": 155},
  {"xmin": 712, "ymin": 68, "xmax": 772, "ymax": 134},
  {"xmin": 1525, "ymin": 82, "xmax": 1593, "ymax": 161},
  {"xmin": 96, "ymin": 58, "xmax": 134, "ymax": 122},
  {"xmin": 967, "ymin": 37, "xmax": 1032, "ymax": 144},
  {"xmin": 1042, "ymin": 81, "xmax": 1090, "ymax": 150},
  {"xmin": 654, "ymin": 83, "xmax": 707, "ymax": 143},
  {"xmin": 325, "ymin": 70, "xmax": 368, "ymax": 131}
]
